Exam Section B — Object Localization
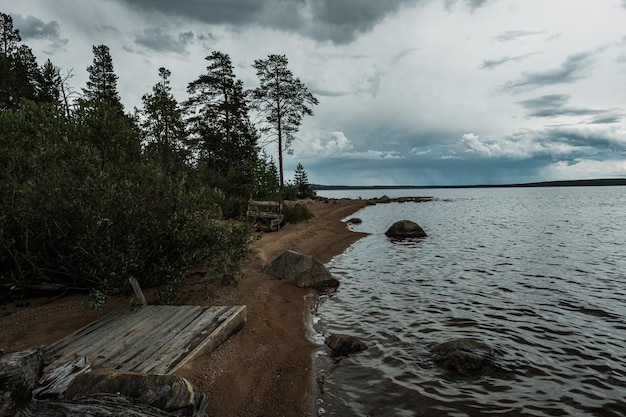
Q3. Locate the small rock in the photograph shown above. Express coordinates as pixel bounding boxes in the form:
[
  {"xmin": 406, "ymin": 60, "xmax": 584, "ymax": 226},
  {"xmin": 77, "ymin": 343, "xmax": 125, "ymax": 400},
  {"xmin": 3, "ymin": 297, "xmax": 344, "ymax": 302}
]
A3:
[
  {"xmin": 325, "ymin": 334, "xmax": 368, "ymax": 356},
  {"xmin": 346, "ymin": 218, "xmax": 362, "ymax": 225}
]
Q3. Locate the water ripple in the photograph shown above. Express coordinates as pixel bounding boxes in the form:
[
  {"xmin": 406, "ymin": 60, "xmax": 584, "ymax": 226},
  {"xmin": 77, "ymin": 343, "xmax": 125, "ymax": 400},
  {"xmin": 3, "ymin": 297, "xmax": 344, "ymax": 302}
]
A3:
[{"xmin": 315, "ymin": 187, "xmax": 626, "ymax": 417}]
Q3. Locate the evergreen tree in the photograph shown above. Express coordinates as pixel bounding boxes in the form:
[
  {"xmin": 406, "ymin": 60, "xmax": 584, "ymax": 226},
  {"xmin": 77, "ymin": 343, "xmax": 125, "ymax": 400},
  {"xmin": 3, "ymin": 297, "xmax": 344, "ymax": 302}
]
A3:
[
  {"xmin": 139, "ymin": 67, "xmax": 186, "ymax": 171},
  {"xmin": 38, "ymin": 59, "xmax": 62, "ymax": 105},
  {"xmin": 186, "ymin": 51, "xmax": 258, "ymax": 191},
  {"xmin": 82, "ymin": 44, "xmax": 122, "ymax": 111},
  {"xmin": 251, "ymin": 54, "xmax": 318, "ymax": 188},
  {"xmin": 0, "ymin": 13, "xmax": 40, "ymax": 110},
  {"xmin": 294, "ymin": 162, "xmax": 315, "ymax": 199},
  {"xmin": 77, "ymin": 44, "xmax": 139, "ymax": 165}
]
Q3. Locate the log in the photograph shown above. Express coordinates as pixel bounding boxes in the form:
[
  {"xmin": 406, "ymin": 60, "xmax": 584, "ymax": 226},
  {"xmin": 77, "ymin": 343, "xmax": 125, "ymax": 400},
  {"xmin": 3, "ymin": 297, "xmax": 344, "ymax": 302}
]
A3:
[
  {"xmin": 18, "ymin": 394, "xmax": 178, "ymax": 417},
  {"xmin": 0, "ymin": 348, "xmax": 44, "ymax": 417}
]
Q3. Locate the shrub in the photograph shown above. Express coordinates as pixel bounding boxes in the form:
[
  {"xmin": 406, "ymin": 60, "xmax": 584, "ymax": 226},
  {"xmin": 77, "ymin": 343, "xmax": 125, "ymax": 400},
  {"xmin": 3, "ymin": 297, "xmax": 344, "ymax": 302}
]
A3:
[{"xmin": 283, "ymin": 202, "xmax": 313, "ymax": 223}]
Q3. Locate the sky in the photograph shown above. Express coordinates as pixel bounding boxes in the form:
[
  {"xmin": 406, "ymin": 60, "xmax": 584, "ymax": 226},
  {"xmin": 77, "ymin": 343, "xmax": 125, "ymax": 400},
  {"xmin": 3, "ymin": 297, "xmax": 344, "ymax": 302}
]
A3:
[{"xmin": 4, "ymin": 0, "xmax": 626, "ymax": 186}]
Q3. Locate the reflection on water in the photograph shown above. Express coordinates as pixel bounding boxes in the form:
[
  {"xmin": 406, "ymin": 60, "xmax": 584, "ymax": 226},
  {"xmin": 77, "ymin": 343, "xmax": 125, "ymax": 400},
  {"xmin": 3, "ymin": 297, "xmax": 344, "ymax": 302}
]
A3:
[{"xmin": 314, "ymin": 187, "xmax": 626, "ymax": 417}]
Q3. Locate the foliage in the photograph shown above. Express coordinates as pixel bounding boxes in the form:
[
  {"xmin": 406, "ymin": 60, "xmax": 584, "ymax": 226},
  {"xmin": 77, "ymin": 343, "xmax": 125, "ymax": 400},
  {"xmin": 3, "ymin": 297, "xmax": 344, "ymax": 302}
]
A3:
[
  {"xmin": 0, "ymin": 23, "xmax": 323, "ymax": 307},
  {"xmin": 294, "ymin": 162, "xmax": 316, "ymax": 199},
  {"xmin": 251, "ymin": 54, "xmax": 318, "ymax": 188},
  {"xmin": 137, "ymin": 67, "xmax": 187, "ymax": 173},
  {"xmin": 186, "ymin": 51, "xmax": 259, "ymax": 193},
  {"xmin": 283, "ymin": 202, "xmax": 314, "ymax": 223}
]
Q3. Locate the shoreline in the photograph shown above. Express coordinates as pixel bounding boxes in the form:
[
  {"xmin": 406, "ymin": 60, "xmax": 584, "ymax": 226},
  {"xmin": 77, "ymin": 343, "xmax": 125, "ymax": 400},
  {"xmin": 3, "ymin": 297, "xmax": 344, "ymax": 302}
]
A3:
[{"xmin": 0, "ymin": 198, "xmax": 370, "ymax": 416}]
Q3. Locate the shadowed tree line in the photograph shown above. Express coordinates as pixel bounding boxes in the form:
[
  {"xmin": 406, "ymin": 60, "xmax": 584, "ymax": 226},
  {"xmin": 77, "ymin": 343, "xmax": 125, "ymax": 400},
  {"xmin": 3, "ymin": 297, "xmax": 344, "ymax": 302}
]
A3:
[{"xmin": 0, "ymin": 12, "xmax": 317, "ymax": 307}]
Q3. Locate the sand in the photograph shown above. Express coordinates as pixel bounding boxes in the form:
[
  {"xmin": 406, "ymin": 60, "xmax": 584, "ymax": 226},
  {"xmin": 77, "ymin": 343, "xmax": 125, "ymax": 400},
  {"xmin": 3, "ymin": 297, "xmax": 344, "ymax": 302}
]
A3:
[{"xmin": 0, "ymin": 198, "xmax": 369, "ymax": 417}]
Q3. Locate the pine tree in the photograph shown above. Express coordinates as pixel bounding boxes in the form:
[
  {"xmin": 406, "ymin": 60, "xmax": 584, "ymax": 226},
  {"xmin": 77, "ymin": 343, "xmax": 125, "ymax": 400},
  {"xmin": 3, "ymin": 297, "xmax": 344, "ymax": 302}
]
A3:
[
  {"xmin": 294, "ymin": 162, "xmax": 315, "ymax": 199},
  {"xmin": 0, "ymin": 13, "xmax": 41, "ymax": 110},
  {"xmin": 38, "ymin": 59, "xmax": 62, "ymax": 105},
  {"xmin": 186, "ymin": 51, "xmax": 258, "ymax": 188},
  {"xmin": 82, "ymin": 45, "xmax": 122, "ymax": 111},
  {"xmin": 251, "ymin": 54, "xmax": 318, "ymax": 188},
  {"xmin": 139, "ymin": 67, "xmax": 186, "ymax": 171}
]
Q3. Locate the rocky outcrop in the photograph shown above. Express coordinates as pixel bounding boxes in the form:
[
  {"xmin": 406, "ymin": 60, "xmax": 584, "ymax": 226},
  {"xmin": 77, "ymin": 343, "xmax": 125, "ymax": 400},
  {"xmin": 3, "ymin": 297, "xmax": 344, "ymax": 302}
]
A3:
[
  {"xmin": 385, "ymin": 220, "xmax": 427, "ymax": 239},
  {"xmin": 325, "ymin": 334, "xmax": 368, "ymax": 356},
  {"xmin": 431, "ymin": 338, "xmax": 498, "ymax": 376},
  {"xmin": 263, "ymin": 250, "xmax": 340, "ymax": 288}
]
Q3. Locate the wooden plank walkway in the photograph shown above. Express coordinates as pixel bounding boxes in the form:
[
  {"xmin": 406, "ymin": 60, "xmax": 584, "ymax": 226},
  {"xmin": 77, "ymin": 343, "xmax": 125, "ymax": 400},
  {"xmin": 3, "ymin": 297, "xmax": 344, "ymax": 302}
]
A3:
[{"xmin": 44, "ymin": 305, "xmax": 246, "ymax": 374}]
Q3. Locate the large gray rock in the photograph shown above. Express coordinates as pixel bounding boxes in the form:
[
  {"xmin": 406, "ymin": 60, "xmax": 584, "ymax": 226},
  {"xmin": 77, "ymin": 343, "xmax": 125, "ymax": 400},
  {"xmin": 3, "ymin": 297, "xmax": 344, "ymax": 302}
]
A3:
[
  {"xmin": 385, "ymin": 220, "xmax": 427, "ymax": 239},
  {"xmin": 325, "ymin": 334, "xmax": 368, "ymax": 356},
  {"xmin": 431, "ymin": 338, "xmax": 497, "ymax": 376},
  {"xmin": 263, "ymin": 250, "xmax": 339, "ymax": 288}
]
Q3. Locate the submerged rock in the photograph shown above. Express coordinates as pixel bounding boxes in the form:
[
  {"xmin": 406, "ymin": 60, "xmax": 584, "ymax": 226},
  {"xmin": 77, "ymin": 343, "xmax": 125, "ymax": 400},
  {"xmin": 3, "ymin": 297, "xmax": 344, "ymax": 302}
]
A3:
[
  {"xmin": 263, "ymin": 250, "xmax": 340, "ymax": 288},
  {"xmin": 431, "ymin": 338, "xmax": 497, "ymax": 376},
  {"xmin": 325, "ymin": 334, "xmax": 368, "ymax": 356},
  {"xmin": 385, "ymin": 220, "xmax": 427, "ymax": 239}
]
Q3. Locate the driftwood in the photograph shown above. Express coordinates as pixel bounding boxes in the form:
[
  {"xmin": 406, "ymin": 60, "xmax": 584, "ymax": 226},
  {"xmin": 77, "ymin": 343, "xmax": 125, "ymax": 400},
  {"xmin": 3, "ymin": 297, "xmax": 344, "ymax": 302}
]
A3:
[
  {"xmin": 0, "ymin": 348, "xmax": 44, "ymax": 417},
  {"xmin": 18, "ymin": 394, "xmax": 182, "ymax": 417},
  {"xmin": 1, "ymin": 352, "xmax": 208, "ymax": 417}
]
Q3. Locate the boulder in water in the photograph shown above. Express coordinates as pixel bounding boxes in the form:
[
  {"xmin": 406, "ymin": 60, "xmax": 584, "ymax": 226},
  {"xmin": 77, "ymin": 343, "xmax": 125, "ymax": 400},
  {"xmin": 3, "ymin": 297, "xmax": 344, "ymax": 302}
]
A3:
[
  {"xmin": 263, "ymin": 250, "xmax": 339, "ymax": 288},
  {"xmin": 385, "ymin": 220, "xmax": 427, "ymax": 239},
  {"xmin": 431, "ymin": 338, "xmax": 497, "ymax": 376},
  {"xmin": 325, "ymin": 334, "xmax": 368, "ymax": 356}
]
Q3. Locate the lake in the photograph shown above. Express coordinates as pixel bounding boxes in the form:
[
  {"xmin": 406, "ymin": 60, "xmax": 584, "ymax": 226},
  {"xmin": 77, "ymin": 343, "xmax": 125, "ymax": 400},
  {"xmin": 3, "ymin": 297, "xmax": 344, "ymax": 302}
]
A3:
[{"xmin": 313, "ymin": 186, "xmax": 626, "ymax": 417}]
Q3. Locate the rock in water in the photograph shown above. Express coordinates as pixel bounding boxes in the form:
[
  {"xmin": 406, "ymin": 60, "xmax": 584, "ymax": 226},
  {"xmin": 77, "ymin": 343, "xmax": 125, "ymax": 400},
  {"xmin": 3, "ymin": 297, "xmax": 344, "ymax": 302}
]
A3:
[
  {"xmin": 431, "ymin": 338, "xmax": 497, "ymax": 376},
  {"xmin": 385, "ymin": 220, "xmax": 427, "ymax": 239},
  {"xmin": 325, "ymin": 334, "xmax": 368, "ymax": 356},
  {"xmin": 263, "ymin": 250, "xmax": 340, "ymax": 288}
]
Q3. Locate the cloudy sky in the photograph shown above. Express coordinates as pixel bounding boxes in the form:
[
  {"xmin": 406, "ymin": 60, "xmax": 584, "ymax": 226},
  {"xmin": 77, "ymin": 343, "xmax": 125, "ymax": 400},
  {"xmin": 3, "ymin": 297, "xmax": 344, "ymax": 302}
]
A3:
[{"xmin": 4, "ymin": 0, "xmax": 626, "ymax": 185}]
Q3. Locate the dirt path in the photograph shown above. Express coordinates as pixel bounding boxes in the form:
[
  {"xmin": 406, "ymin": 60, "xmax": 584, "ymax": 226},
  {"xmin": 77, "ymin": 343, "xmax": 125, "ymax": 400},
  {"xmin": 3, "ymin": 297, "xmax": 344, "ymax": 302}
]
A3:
[{"xmin": 0, "ymin": 198, "xmax": 369, "ymax": 417}]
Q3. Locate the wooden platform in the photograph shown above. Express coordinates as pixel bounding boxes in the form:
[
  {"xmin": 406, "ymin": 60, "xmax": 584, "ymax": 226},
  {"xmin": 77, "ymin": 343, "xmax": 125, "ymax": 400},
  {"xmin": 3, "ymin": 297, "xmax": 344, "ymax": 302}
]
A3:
[{"xmin": 44, "ymin": 305, "xmax": 246, "ymax": 374}]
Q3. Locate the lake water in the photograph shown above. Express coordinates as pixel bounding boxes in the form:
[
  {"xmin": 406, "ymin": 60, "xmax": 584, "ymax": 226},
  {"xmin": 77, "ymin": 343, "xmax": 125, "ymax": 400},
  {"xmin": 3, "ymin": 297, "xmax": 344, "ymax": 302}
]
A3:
[{"xmin": 312, "ymin": 187, "xmax": 626, "ymax": 417}]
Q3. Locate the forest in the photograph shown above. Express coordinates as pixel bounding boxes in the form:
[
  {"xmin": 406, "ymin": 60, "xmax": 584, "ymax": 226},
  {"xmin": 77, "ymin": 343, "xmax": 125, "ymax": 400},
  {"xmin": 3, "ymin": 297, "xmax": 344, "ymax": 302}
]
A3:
[{"xmin": 0, "ymin": 12, "xmax": 317, "ymax": 307}]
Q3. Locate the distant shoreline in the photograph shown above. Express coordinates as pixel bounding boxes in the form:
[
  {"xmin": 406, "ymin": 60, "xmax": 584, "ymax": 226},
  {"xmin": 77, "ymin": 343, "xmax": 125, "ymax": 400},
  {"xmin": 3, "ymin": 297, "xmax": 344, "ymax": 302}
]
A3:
[{"xmin": 313, "ymin": 178, "xmax": 626, "ymax": 190}]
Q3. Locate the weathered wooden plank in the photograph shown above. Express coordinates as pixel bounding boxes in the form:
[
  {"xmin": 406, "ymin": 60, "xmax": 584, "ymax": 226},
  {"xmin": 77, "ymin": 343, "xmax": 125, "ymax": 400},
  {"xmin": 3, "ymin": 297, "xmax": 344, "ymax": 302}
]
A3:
[
  {"xmin": 166, "ymin": 305, "xmax": 247, "ymax": 374},
  {"xmin": 46, "ymin": 307, "xmax": 132, "ymax": 357},
  {"xmin": 44, "ymin": 305, "xmax": 246, "ymax": 375},
  {"xmin": 74, "ymin": 306, "xmax": 177, "ymax": 366},
  {"xmin": 102, "ymin": 306, "xmax": 206, "ymax": 371},
  {"xmin": 137, "ymin": 306, "xmax": 233, "ymax": 374},
  {"xmin": 50, "ymin": 306, "xmax": 161, "ymax": 367}
]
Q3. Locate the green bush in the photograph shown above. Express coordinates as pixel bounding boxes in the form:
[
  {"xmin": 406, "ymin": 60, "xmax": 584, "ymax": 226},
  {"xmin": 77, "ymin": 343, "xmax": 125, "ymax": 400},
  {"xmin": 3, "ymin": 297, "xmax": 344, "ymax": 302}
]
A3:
[
  {"xmin": 283, "ymin": 202, "xmax": 313, "ymax": 223},
  {"xmin": 0, "ymin": 101, "xmax": 255, "ymax": 308}
]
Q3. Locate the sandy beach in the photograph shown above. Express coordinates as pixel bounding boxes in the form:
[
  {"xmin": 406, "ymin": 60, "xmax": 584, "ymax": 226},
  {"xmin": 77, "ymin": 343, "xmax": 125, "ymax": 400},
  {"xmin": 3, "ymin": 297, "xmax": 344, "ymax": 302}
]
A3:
[{"xmin": 0, "ymin": 198, "xmax": 369, "ymax": 416}]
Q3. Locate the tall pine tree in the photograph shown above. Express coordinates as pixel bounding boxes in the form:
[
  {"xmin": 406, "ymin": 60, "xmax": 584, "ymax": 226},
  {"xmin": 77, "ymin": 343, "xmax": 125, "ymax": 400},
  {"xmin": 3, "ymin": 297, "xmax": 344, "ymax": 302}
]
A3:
[
  {"xmin": 186, "ymin": 51, "xmax": 258, "ymax": 191},
  {"xmin": 251, "ymin": 54, "xmax": 318, "ymax": 188}
]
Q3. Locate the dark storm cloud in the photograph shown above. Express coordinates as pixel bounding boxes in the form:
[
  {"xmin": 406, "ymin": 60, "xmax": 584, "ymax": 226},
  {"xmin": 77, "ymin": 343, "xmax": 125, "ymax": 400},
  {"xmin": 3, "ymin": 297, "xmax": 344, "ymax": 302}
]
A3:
[
  {"xmin": 539, "ymin": 127, "xmax": 626, "ymax": 157},
  {"xmin": 518, "ymin": 94, "xmax": 606, "ymax": 118},
  {"xmin": 480, "ymin": 52, "xmax": 539, "ymax": 70},
  {"xmin": 12, "ymin": 14, "xmax": 68, "ymax": 51},
  {"xmin": 134, "ymin": 28, "xmax": 195, "ymax": 53},
  {"xmin": 115, "ymin": 0, "xmax": 492, "ymax": 44},
  {"xmin": 494, "ymin": 30, "xmax": 545, "ymax": 42},
  {"xmin": 503, "ymin": 52, "xmax": 593, "ymax": 93}
]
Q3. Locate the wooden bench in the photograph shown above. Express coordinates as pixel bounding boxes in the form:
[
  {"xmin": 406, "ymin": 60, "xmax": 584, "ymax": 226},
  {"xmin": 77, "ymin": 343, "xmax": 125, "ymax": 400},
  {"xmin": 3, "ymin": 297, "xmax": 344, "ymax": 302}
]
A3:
[{"xmin": 247, "ymin": 200, "xmax": 284, "ymax": 231}]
